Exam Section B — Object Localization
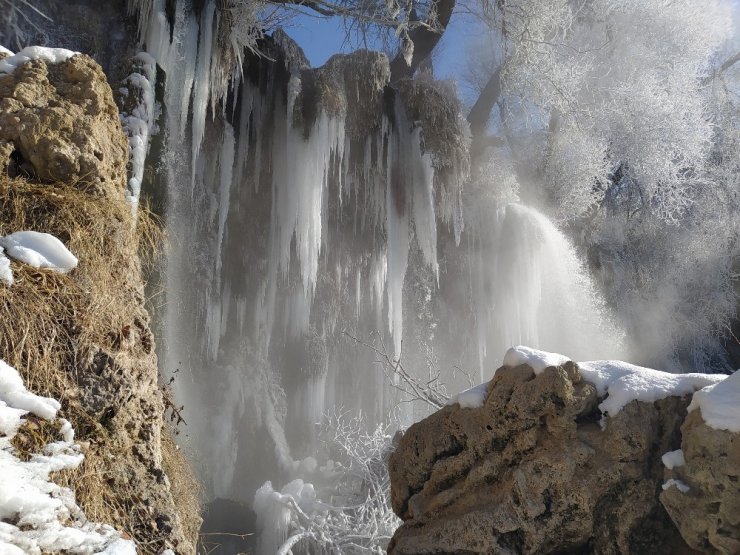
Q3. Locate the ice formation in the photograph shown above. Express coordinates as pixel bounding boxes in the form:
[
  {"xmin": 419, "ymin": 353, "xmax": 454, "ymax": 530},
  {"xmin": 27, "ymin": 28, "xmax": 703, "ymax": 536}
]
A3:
[
  {"xmin": 126, "ymin": 3, "xmax": 631, "ymax": 551},
  {"xmin": 0, "ymin": 359, "xmax": 135, "ymax": 554},
  {"xmin": 0, "ymin": 231, "xmax": 77, "ymax": 274},
  {"xmin": 120, "ymin": 52, "xmax": 158, "ymax": 207}
]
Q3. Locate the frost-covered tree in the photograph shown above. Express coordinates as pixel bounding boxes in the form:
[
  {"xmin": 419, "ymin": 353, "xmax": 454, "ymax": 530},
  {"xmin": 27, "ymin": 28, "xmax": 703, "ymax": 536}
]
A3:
[{"xmin": 459, "ymin": 0, "xmax": 738, "ymax": 371}]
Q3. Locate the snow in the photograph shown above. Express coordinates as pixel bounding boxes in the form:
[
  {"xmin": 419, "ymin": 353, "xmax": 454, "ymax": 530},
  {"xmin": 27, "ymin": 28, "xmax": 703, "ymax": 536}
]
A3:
[
  {"xmin": 502, "ymin": 346, "xmax": 571, "ymax": 374},
  {"xmin": 0, "ymin": 253, "xmax": 12, "ymax": 285},
  {"xmin": 499, "ymin": 346, "xmax": 726, "ymax": 417},
  {"xmin": 0, "ymin": 46, "xmax": 76, "ymax": 74},
  {"xmin": 578, "ymin": 360, "xmax": 724, "ymax": 416},
  {"xmin": 662, "ymin": 479, "xmax": 690, "ymax": 493},
  {"xmin": 687, "ymin": 370, "xmax": 740, "ymax": 432},
  {"xmin": 0, "ymin": 359, "xmax": 135, "ymax": 554},
  {"xmin": 0, "ymin": 231, "xmax": 77, "ymax": 274},
  {"xmin": 662, "ymin": 449, "xmax": 685, "ymax": 469},
  {"xmin": 253, "ymin": 479, "xmax": 320, "ymax": 555},
  {"xmin": 0, "ymin": 45, "xmax": 13, "ymax": 57},
  {"xmin": 448, "ymin": 382, "xmax": 489, "ymax": 409}
]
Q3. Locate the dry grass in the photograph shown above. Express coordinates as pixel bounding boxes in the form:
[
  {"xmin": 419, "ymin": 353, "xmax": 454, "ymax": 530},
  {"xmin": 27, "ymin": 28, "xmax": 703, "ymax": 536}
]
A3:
[
  {"xmin": 0, "ymin": 174, "xmax": 198, "ymax": 553},
  {"xmin": 161, "ymin": 427, "xmax": 203, "ymax": 546},
  {"xmin": 10, "ymin": 414, "xmax": 64, "ymax": 461}
]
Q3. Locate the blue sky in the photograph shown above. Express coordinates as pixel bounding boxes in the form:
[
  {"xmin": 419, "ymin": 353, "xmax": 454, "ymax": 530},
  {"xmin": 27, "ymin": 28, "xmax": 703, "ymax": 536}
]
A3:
[{"xmin": 281, "ymin": 10, "xmax": 486, "ymax": 85}]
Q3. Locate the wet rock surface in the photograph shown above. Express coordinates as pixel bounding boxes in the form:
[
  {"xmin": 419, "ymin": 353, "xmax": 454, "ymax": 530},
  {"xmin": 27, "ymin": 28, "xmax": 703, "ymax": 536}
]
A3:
[{"xmin": 388, "ymin": 361, "xmax": 716, "ymax": 554}]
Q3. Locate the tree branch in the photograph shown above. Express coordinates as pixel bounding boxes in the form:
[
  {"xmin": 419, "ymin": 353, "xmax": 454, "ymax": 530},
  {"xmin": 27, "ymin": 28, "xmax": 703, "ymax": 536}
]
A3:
[
  {"xmin": 389, "ymin": 0, "xmax": 456, "ymax": 83},
  {"xmin": 467, "ymin": 65, "xmax": 503, "ymax": 161},
  {"xmin": 702, "ymin": 50, "xmax": 740, "ymax": 85}
]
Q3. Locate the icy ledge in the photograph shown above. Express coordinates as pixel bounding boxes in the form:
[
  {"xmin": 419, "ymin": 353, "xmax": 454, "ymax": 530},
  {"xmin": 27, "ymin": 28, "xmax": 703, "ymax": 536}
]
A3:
[
  {"xmin": 451, "ymin": 346, "xmax": 732, "ymax": 428},
  {"xmin": 0, "ymin": 46, "xmax": 77, "ymax": 74},
  {"xmin": 0, "ymin": 359, "xmax": 135, "ymax": 554}
]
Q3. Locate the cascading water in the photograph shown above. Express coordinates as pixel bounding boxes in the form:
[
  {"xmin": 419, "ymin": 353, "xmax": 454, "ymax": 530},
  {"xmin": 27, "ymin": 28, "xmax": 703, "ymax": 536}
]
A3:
[{"xmin": 124, "ymin": 0, "xmax": 627, "ymax": 549}]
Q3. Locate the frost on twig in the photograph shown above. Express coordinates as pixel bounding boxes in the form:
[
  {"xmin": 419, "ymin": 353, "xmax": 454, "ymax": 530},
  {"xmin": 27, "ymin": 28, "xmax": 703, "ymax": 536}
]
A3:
[{"xmin": 342, "ymin": 330, "xmax": 450, "ymax": 409}]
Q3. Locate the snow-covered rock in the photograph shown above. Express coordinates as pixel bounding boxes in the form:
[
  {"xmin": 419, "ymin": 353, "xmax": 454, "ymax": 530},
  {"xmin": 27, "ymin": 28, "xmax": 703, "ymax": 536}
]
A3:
[
  {"xmin": 0, "ymin": 46, "xmax": 77, "ymax": 74},
  {"xmin": 392, "ymin": 347, "xmax": 735, "ymax": 553}
]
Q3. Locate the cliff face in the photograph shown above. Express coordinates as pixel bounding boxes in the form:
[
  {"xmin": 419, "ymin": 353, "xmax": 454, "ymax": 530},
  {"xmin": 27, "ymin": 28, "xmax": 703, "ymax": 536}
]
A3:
[
  {"xmin": 388, "ymin": 359, "xmax": 738, "ymax": 554},
  {"xmin": 0, "ymin": 52, "xmax": 199, "ymax": 554}
]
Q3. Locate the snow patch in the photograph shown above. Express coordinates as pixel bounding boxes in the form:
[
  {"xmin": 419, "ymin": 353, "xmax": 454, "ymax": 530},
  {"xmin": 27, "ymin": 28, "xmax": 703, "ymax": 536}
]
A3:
[
  {"xmin": 687, "ymin": 370, "xmax": 740, "ymax": 432},
  {"xmin": 502, "ymin": 346, "xmax": 571, "ymax": 374},
  {"xmin": 0, "ymin": 253, "xmax": 12, "ymax": 285},
  {"xmin": 448, "ymin": 382, "xmax": 489, "ymax": 409},
  {"xmin": 0, "ymin": 231, "xmax": 78, "ymax": 273},
  {"xmin": 0, "ymin": 46, "xmax": 76, "ymax": 74},
  {"xmin": 0, "ymin": 45, "xmax": 13, "ymax": 57},
  {"xmin": 662, "ymin": 479, "xmax": 690, "ymax": 493},
  {"xmin": 661, "ymin": 449, "xmax": 685, "ymax": 469}
]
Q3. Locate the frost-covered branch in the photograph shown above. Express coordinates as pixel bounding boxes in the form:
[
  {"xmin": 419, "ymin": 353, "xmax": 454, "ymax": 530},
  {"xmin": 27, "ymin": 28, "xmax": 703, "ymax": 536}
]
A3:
[{"xmin": 342, "ymin": 330, "xmax": 450, "ymax": 409}]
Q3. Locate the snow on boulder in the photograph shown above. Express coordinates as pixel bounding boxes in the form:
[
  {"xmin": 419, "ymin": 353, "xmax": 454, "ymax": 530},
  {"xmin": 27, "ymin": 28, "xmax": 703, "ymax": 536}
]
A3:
[
  {"xmin": 687, "ymin": 370, "xmax": 740, "ymax": 432},
  {"xmin": 0, "ymin": 231, "xmax": 78, "ymax": 274},
  {"xmin": 499, "ymin": 346, "xmax": 724, "ymax": 417},
  {"xmin": 661, "ymin": 449, "xmax": 685, "ymax": 469},
  {"xmin": 0, "ymin": 46, "xmax": 76, "ymax": 74},
  {"xmin": 578, "ymin": 360, "xmax": 723, "ymax": 416},
  {"xmin": 502, "ymin": 346, "xmax": 570, "ymax": 374},
  {"xmin": 447, "ymin": 382, "xmax": 489, "ymax": 409}
]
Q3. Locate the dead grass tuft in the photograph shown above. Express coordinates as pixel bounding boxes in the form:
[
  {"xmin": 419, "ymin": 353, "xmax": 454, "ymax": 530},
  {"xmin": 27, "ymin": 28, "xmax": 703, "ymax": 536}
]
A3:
[
  {"xmin": 10, "ymin": 414, "xmax": 64, "ymax": 461},
  {"xmin": 0, "ymin": 174, "xmax": 198, "ymax": 553}
]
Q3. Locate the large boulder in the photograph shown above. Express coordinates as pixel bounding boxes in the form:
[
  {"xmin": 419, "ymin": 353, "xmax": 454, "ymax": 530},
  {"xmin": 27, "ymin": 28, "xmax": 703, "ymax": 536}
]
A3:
[
  {"xmin": 0, "ymin": 53, "xmax": 128, "ymax": 196},
  {"xmin": 388, "ymin": 360, "xmax": 710, "ymax": 554}
]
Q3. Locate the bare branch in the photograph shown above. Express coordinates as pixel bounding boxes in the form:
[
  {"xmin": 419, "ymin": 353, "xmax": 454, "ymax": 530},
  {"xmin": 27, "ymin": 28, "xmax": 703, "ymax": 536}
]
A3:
[{"xmin": 389, "ymin": 0, "xmax": 456, "ymax": 82}]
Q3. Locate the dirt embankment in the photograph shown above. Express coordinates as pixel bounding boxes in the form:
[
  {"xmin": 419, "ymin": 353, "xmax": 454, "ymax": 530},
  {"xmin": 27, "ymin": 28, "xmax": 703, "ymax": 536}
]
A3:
[{"xmin": 0, "ymin": 52, "xmax": 200, "ymax": 553}]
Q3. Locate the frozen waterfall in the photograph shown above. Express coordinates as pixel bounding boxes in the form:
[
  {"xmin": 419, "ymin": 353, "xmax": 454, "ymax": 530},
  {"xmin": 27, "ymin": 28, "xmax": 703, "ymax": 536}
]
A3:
[{"xmin": 128, "ymin": 0, "xmax": 627, "ymax": 547}]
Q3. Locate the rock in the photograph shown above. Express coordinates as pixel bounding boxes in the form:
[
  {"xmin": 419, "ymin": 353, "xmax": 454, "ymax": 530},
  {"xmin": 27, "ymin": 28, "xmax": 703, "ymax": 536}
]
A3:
[
  {"xmin": 388, "ymin": 361, "xmax": 698, "ymax": 554},
  {"xmin": 660, "ymin": 409, "xmax": 740, "ymax": 554},
  {"xmin": 0, "ymin": 54, "xmax": 128, "ymax": 197}
]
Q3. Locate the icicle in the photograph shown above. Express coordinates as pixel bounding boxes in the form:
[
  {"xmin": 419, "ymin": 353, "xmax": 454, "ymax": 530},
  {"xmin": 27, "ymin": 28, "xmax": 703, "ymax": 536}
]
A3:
[
  {"xmin": 216, "ymin": 122, "xmax": 235, "ymax": 277},
  {"xmin": 120, "ymin": 52, "xmax": 157, "ymax": 209},
  {"xmin": 191, "ymin": 1, "xmax": 216, "ymax": 169}
]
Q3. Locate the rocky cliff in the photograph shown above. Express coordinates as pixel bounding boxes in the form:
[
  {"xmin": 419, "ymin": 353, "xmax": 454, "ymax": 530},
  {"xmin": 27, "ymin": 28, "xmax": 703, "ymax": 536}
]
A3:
[
  {"xmin": 0, "ymin": 51, "xmax": 199, "ymax": 553},
  {"xmin": 388, "ymin": 354, "xmax": 739, "ymax": 554}
]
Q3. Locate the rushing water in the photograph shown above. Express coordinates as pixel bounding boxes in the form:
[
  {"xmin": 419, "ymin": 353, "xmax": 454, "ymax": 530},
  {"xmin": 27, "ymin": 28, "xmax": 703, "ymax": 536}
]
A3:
[{"xmin": 125, "ymin": 0, "xmax": 626, "ymax": 548}]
